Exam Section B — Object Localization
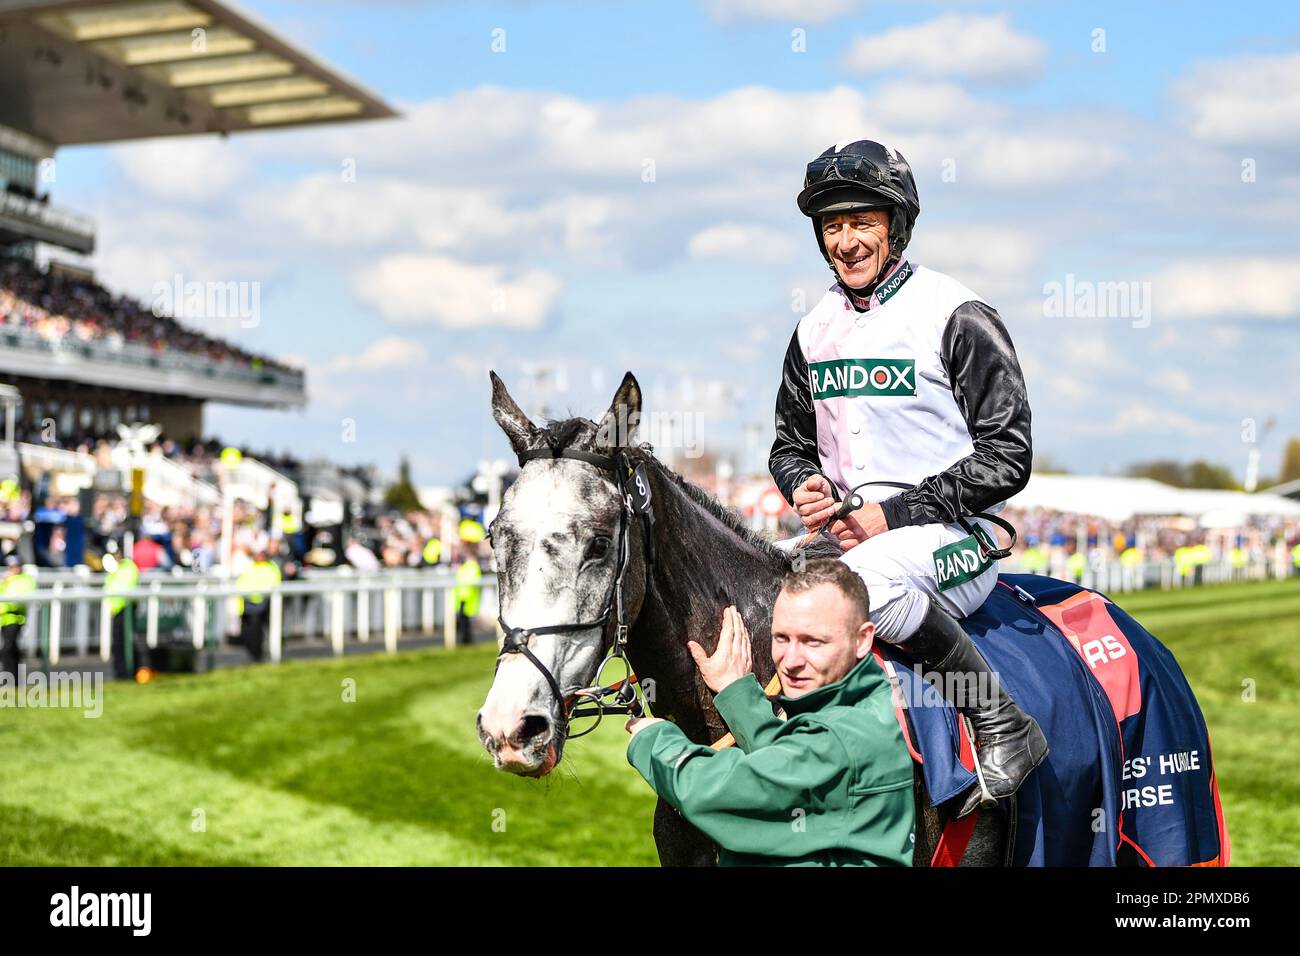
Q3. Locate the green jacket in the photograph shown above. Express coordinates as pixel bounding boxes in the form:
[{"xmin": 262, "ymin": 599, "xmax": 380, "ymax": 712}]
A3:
[{"xmin": 627, "ymin": 652, "xmax": 915, "ymax": 866}]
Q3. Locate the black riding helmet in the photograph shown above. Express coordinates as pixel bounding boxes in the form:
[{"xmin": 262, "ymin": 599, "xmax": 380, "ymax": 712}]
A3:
[{"xmin": 797, "ymin": 140, "xmax": 921, "ymax": 288}]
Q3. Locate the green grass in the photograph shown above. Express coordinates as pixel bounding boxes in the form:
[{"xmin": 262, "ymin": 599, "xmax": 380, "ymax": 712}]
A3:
[{"xmin": 1, "ymin": 578, "xmax": 1296, "ymax": 866}]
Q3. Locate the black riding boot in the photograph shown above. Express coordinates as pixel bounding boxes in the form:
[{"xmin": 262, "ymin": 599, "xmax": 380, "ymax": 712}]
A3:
[{"xmin": 902, "ymin": 602, "xmax": 1049, "ymax": 818}]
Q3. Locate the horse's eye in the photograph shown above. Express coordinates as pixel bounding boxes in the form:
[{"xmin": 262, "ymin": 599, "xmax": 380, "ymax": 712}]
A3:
[{"xmin": 584, "ymin": 536, "xmax": 612, "ymax": 562}]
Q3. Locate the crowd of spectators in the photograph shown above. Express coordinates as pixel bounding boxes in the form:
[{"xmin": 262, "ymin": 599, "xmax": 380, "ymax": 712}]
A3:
[
  {"xmin": 12, "ymin": 421, "xmax": 304, "ymax": 482},
  {"xmin": 714, "ymin": 476, "xmax": 1300, "ymax": 571},
  {"xmin": 998, "ymin": 506, "xmax": 1298, "ymax": 563},
  {"xmin": 8, "ymin": 490, "xmax": 480, "ymax": 577},
  {"xmin": 1, "ymin": 419, "xmax": 475, "ymax": 575},
  {"xmin": 0, "ymin": 256, "xmax": 293, "ymax": 372}
]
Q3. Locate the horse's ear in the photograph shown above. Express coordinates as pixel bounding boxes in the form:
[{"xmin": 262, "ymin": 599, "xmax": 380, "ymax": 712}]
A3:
[
  {"xmin": 490, "ymin": 370, "xmax": 541, "ymax": 457},
  {"xmin": 596, "ymin": 371, "xmax": 642, "ymax": 450}
]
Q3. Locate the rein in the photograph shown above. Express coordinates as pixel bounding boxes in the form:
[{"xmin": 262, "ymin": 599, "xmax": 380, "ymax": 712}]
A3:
[
  {"xmin": 494, "ymin": 446, "xmax": 657, "ymax": 739},
  {"xmin": 794, "ymin": 479, "xmax": 1017, "ymax": 558}
]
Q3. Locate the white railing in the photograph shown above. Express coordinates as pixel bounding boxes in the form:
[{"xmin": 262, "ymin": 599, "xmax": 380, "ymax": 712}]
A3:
[
  {"xmin": 109, "ymin": 446, "xmax": 221, "ymax": 507},
  {"xmin": 1001, "ymin": 554, "xmax": 1295, "ymax": 592},
  {"xmin": 17, "ymin": 441, "xmax": 97, "ymax": 475},
  {"xmin": 225, "ymin": 456, "xmax": 300, "ymax": 511},
  {"xmin": 6, "ymin": 568, "xmax": 499, "ymax": 667}
]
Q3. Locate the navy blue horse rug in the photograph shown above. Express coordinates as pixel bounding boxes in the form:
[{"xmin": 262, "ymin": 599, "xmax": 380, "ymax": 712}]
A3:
[{"xmin": 878, "ymin": 574, "xmax": 1230, "ymax": 867}]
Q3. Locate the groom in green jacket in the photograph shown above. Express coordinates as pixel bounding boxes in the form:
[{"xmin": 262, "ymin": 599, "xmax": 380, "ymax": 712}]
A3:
[{"xmin": 626, "ymin": 559, "xmax": 915, "ymax": 866}]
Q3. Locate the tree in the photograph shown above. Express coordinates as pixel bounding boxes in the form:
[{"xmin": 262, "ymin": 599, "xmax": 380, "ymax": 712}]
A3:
[
  {"xmin": 1126, "ymin": 459, "xmax": 1240, "ymax": 490},
  {"xmin": 1032, "ymin": 453, "xmax": 1070, "ymax": 474},
  {"xmin": 384, "ymin": 456, "xmax": 424, "ymax": 513},
  {"xmin": 1281, "ymin": 437, "xmax": 1300, "ymax": 485},
  {"xmin": 1125, "ymin": 460, "xmax": 1185, "ymax": 486},
  {"xmin": 1185, "ymin": 461, "xmax": 1240, "ymax": 490}
]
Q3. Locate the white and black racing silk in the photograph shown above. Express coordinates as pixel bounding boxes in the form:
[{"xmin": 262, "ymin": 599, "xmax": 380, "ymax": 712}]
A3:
[{"xmin": 769, "ymin": 260, "xmax": 1033, "ymax": 530}]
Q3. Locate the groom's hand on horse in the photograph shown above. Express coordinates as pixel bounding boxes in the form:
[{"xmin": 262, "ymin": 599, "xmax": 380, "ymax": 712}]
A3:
[
  {"xmin": 687, "ymin": 605, "xmax": 753, "ymax": 694},
  {"xmin": 793, "ymin": 475, "xmax": 838, "ymax": 531}
]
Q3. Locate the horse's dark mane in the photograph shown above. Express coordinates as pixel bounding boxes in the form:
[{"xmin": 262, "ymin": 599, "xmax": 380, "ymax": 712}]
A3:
[{"xmin": 536, "ymin": 415, "xmax": 801, "ymax": 566}]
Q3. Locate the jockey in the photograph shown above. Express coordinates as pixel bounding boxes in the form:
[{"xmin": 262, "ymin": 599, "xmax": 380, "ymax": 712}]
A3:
[{"xmin": 769, "ymin": 139, "xmax": 1048, "ymax": 817}]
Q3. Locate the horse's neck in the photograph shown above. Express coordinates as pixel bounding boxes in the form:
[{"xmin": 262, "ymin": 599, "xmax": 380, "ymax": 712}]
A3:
[{"xmin": 628, "ymin": 460, "xmax": 787, "ymax": 741}]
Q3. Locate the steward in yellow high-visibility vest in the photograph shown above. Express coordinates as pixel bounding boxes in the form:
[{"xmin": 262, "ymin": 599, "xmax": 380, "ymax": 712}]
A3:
[
  {"xmin": 1291, "ymin": 543, "xmax": 1300, "ymax": 570},
  {"xmin": 1119, "ymin": 546, "xmax": 1143, "ymax": 568},
  {"xmin": 236, "ymin": 559, "xmax": 282, "ymax": 616},
  {"xmin": 0, "ymin": 559, "xmax": 36, "ymax": 676},
  {"xmin": 0, "ymin": 563, "xmax": 35, "ymax": 626},
  {"xmin": 1020, "ymin": 544, "xmax": 1048, "ymax": 574},
  {"xmin": 459, "ymin": 518, "xmax": 486, "ymax": 543},
  {"xmin": 235, "ymin": 554, "xmax": 281, "ymax": 663},
  {"xmin": 1065, "ymin": 551, "xmax": 1086, "ymax": 583},
  {"xmin": 103, "ymin": 554, "xmax": 141, "ymax": 679},
  {"xmin": 104, "ymin": 555, "xmax": 140, "ymax": 615},
  {"xmin": 454, "ymin": 554, "xmax": 482, "ymax": 643},
  {"xmin": 422, "ymin": 537, "xmax": 443, "ymax": 566}
]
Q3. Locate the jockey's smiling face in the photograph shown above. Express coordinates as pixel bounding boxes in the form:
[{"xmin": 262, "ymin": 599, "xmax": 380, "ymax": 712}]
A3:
[
  {"xmin": 821, "ymin": 209, "xmax": 891, "ymax": 289},
  {"xmin": 771, "ymin": 582, "xmax": 874, "ymax": 698}
]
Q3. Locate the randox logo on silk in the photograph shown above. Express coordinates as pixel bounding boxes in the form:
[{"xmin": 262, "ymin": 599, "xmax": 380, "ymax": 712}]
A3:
[
  {"xmin": 874, "ymin": 261, "xmax": 913, "ymax": 304},
  {"xmin": 809, "ymin": 358, "xmax": 917, "ymax": 399},
  {"xmin": 933, "ymin": 535, "xmax": 991, "ymax": 593}
]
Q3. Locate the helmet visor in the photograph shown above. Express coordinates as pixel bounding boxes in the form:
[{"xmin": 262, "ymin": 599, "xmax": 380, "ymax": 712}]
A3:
[{"xmin": 808, "ymin": 184, "xmax": 893, "ymax": 216}]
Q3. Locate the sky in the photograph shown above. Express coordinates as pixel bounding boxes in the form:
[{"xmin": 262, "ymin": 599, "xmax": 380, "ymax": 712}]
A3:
[{"xmin": 51, "ymin": 0, "xmax": 1300, "ymax": 488}]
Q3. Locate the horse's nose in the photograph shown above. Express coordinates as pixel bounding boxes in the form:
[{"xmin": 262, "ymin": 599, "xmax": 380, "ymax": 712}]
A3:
[{"xmin": 478, "ymin": 707, "xmax": 555, "ymax": 765}]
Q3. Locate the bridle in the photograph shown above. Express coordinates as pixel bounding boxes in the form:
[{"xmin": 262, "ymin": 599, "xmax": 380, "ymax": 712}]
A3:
[{"xmin": 493, "ymin": 446, "xmax": 657, "ymax": 740}]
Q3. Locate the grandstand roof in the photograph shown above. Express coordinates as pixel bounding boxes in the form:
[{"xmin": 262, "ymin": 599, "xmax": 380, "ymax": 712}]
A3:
[
  {"xmin": 1268, "ymin": 477, "xmax": 1300, "ymax": 501},
  {"xmin": 0, "ymin": 0, "xmax": 396, "ymax": 146},
  {"xmin": 1009, "ymin": 474, "xmax": 1300, "ymax": 525}
]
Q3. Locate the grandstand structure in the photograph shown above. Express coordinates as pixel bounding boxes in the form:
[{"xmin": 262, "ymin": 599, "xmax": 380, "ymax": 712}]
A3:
[{"xmin": 0, "ymin": 0, "xmax": 395, "ymax": 519}]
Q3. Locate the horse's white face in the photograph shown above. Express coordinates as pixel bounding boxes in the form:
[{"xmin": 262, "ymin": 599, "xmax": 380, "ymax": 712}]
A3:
[{"xmin": 476, "ymin": 370, "xmax": 642, "ymax": 777}]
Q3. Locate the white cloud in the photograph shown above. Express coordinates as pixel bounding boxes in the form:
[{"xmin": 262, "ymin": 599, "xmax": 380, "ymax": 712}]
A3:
[
  {"xmin": 1061, "ymin": 335, "xmax": 1113, "ymax": 371},
  {"xmin": 866, "ymin": 81, "xmax": 1006, "ymax": 128},
  {"xmin": 110, "ymin": 136, "xmax": 249, "ymax": 202},
  {"xmin": 351, "ymin": 255, "xmax": 563, "ymax": 330},
  {"xmin": 687, "ymin": 223, "xmax": 797, "ymax": 263},
  {"xmin": 1049, "ymin": 375, "xmax": 1090, "ymax": 403},
  {"xmin": 963, "ymin": 134, "xmax": 1124, "ymax": 187},
  {"xmin": 233, "ymin": 84, "xmax": 1124, "ymax": 214},
  {"xmin": 92, "ymin": 208, "xmax": 282, "ymax": 312},
  {"xmin": 449, "ymin": 353, "xmax": 487, "ymax": 378},
  {"xmin": 1153, "ymin": 368, "xmax": 1193, "ymax": 395},
  {"xmin": 1208, "ymin": 324, "xmax": 1246, "ymax": 349},
  {"xmin": 1152, "ymin": 258, "xmax": 1300, "ymax": 320},
  {"xmin": 840, "ymin": 14, "xmax": 1044, "ymax": 85},
  {"xmin": 704, "ymin": 0, "xmax": 858, "ymax": 24},
  {"xmin": 253, "ymin": 174, "xmax": 615, "ymax": 260},
  {"xmin": 324, "ymin": 336, "xmax": 429, "ymax": 373},
  {"xmin": 1075, "ymin": 402, "xmax": 1212, "ymax": 436},
  {"xmin": 1175, "ymin": 52, "xmax": 1300, "ymax": 146},
  {"xmin": 908, "ymin": 226, "xmax": 1038, "ymax": 299}
]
